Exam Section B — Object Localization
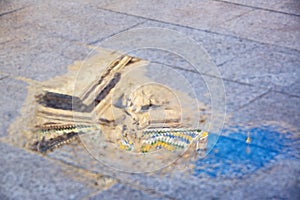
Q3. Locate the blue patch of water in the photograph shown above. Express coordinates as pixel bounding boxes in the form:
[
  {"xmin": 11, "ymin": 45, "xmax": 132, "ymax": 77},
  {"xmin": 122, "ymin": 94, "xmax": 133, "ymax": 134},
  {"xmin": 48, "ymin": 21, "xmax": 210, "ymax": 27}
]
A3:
[{"xmin": 194, "ymin": 127, "xmax": 299, "ymax": 178}]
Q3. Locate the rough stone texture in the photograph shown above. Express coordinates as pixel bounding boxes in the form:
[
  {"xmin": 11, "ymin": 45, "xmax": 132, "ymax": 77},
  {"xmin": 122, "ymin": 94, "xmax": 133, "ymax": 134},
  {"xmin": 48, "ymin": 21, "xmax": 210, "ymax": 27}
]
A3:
[
  {"xmin": 0, "ymin": 2, "xmax": 144, "ymax": 80},
  {"xmin": 215, "ymin": 9, "xmax": 300, "ymax": 50},
  {"xmin": 1, "ymin": 0, "xmax": 299, "ymax": 199},
  {"xmin": 218, "ymin": 0, "xmax": 283, "ymax": 10},
  {"xmin": 0, "ymin": 78, "xmax": 27, "ymax": 138},
  {"xmin": 136, "ymin": 20, "xmax": 260, "ymax": 66},
  {"xmin": 101, "ymin": 0, "xmax": 253, "ymax": 31},
  {"xmin": 0, "ymin": 141, "xmax": 96, "ymax": 199},
  {"xmin": 166, "ymin": 68, "xmax": 268, "ymax": 114},
  {"xmin": 222, "ymin": 0, "xmax": 300, "ymax": 16},
  {"xmin": 217, "ymin": 45, "xmax": 300, "ymax": 96},
  {"xmin": 100, "ymin": 0, "xmax": 300, "ymax": 50},
  {"xmin": 90, "ymin": 184, "xmax": 165, "ymax": 200},
  {"xmin": 272, "ymin": 1, "xmax": 300, "ymax": 15},
  {"xmin": 228, "ymin": 91, "xmax": 300, "ymax": 131},
  {"xmin": 222, "ymin": 159, "xmax": 300, "ymax": 200}
]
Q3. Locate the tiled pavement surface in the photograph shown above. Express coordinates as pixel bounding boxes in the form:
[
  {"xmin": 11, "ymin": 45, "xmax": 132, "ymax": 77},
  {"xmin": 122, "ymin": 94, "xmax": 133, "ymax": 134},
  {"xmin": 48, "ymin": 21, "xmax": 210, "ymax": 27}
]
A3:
[{"xmin": 1, "ymin": 0, "xmax": 299, "ymax": 199}]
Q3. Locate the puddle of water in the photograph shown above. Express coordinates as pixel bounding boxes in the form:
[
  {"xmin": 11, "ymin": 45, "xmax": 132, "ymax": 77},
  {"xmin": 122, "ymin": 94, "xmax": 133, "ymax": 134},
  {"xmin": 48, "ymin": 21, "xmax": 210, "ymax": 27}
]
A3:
[
  {"xmin": 6, "ymin": 47, "xmax": 213, "ymax": 173},
  {"xmin": 194, "ymin": 126, "xmax": 300, "ymax": 178}
]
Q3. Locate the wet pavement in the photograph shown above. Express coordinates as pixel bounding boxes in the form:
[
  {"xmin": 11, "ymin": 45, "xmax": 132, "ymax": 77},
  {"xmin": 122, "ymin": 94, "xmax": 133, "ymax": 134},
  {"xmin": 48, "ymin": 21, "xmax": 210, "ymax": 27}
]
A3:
[{"xmin": 1, "ymin": 0, "xmax": 300, "ymax": 199}]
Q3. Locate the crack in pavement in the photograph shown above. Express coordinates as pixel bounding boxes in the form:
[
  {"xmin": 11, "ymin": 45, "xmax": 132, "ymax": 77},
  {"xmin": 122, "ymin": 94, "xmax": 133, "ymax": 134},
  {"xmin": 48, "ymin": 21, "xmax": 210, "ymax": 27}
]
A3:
[
  {"xmin": 217, "ymin": 45, "xmax": 260, "ymax": 67},
  {"xmin": 151, "ymin": 61, "xmax": 300, "ymax": 99},
  {"xmin": 97, "ymin": 7, "xmax": 300, "ymax": 52},
  {"xmin": 0, "ymin": 75, "xmax": 9, "ymax": 81},
  {"xmin": 0, "ymin": 6, "xmax": 29, "ymax": 18},
  {"xmin": 213, "ymin": 0, "xmax": 300, "ymax": 18},
  {"xmin": 150, "ymin": 60, "xmax": 258, "ymax": 88},
  {"xmin": 88, "ymin": 20, "xmax": 147, "ymax": 46},
  {"xmin": 213, "ymin": 6, "xmax": 255, "ymax": 28},
  {"xmin": 233, "ymin": 89, "xmax": 271, "ymax": 112}
]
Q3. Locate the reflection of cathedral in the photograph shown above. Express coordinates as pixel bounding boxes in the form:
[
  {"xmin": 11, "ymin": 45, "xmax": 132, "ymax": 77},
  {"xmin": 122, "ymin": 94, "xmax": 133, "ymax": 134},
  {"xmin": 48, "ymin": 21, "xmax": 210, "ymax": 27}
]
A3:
[{"xmin": 30, "ymin": 52, "xmax": 208, "ymax": 155}]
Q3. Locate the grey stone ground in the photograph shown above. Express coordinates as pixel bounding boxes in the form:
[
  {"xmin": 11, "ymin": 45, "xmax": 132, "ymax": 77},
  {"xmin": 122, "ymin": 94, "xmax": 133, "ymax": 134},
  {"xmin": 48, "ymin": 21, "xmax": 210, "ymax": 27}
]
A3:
[{"xmin": 1, "ymin": 0, "xmax": 299, "ymax": 199}]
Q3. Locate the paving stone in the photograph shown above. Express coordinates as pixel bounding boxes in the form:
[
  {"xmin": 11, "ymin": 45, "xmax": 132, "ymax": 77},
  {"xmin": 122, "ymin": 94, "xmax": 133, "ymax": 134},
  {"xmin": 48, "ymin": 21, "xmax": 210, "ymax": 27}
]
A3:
[
  {"xmin": 101, "ymin": 0, "xmax": 299, "ymax": 50},
  {"xmin": 0, "ymin": 141, "xmax": 96, "ymax": 200},
  {"xmin": 90, "ymin": 183, "xmax": 165, "ymax": 200},
  {"xmin": 101, "ymin": 0, "xmax": 253, "ymax": 31},
  {"xmin": 167, "ymin": 68, "xmax": 268, "ymax": 114},
  {"xmin": 48, "ymin": 151, "xmax": 234, "ymax": 200},
  {"xmin": 0, "ymin": 35, "xmax": 90, "ymax": 81},
  {"xmin": 0, "ymin": 78, "xmax": 27, "ymax": 138},
  {"xmin": 93, "ymin": 20, "xmax": 260, "ymax": 77},
  {"xmin": 1, "ymin": 6, "xmax": 80, "ymax": 81},
  {"xmin": 218, "ymin": 0, "xmax": 282, "ymax": 10},
  {"xmin": 168, "ymin": 69, "xmax": 269, "ymax": 131},
  {"xmin": 214, "ymin": 9, "xmax": 300, "ymax": 50},
  {"xmin": 272, "ymin": 0, "xmax": 300, "ymax": 16},
  {"xmin": 214, "ymin": 45, "xmax": 300, "ymax": 96},
  {"xmin": 227, "ymin": 91, "xmax": 300, "ymax": 131},
  {"xmin": 223, "ymin": 0, "xmax": 300, "ymax": 16},
  {"xmin": 222, "ymin": 159, "xmax": 300, "ymax": 200},
  {"xmin": 0, "ymin": 0, "xmax": 143, "ymax": 44},
  {"xmin": 19, "ymin": 2, "xmax": 145, "ymax": 44},
  {"xmin": 0, "ymin": 2, "xmax": 144, "ymax": 81},
  {"xmin": 0, "ymin": 0, "xmax": 32, "ymax": 15},
  {"xmin": 222, "ymin": 80, "xmax": 268, "ymax": 113},
  {"xmin": 136, "ymin": 20, "xmax": 260, "ymax": 66}
]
